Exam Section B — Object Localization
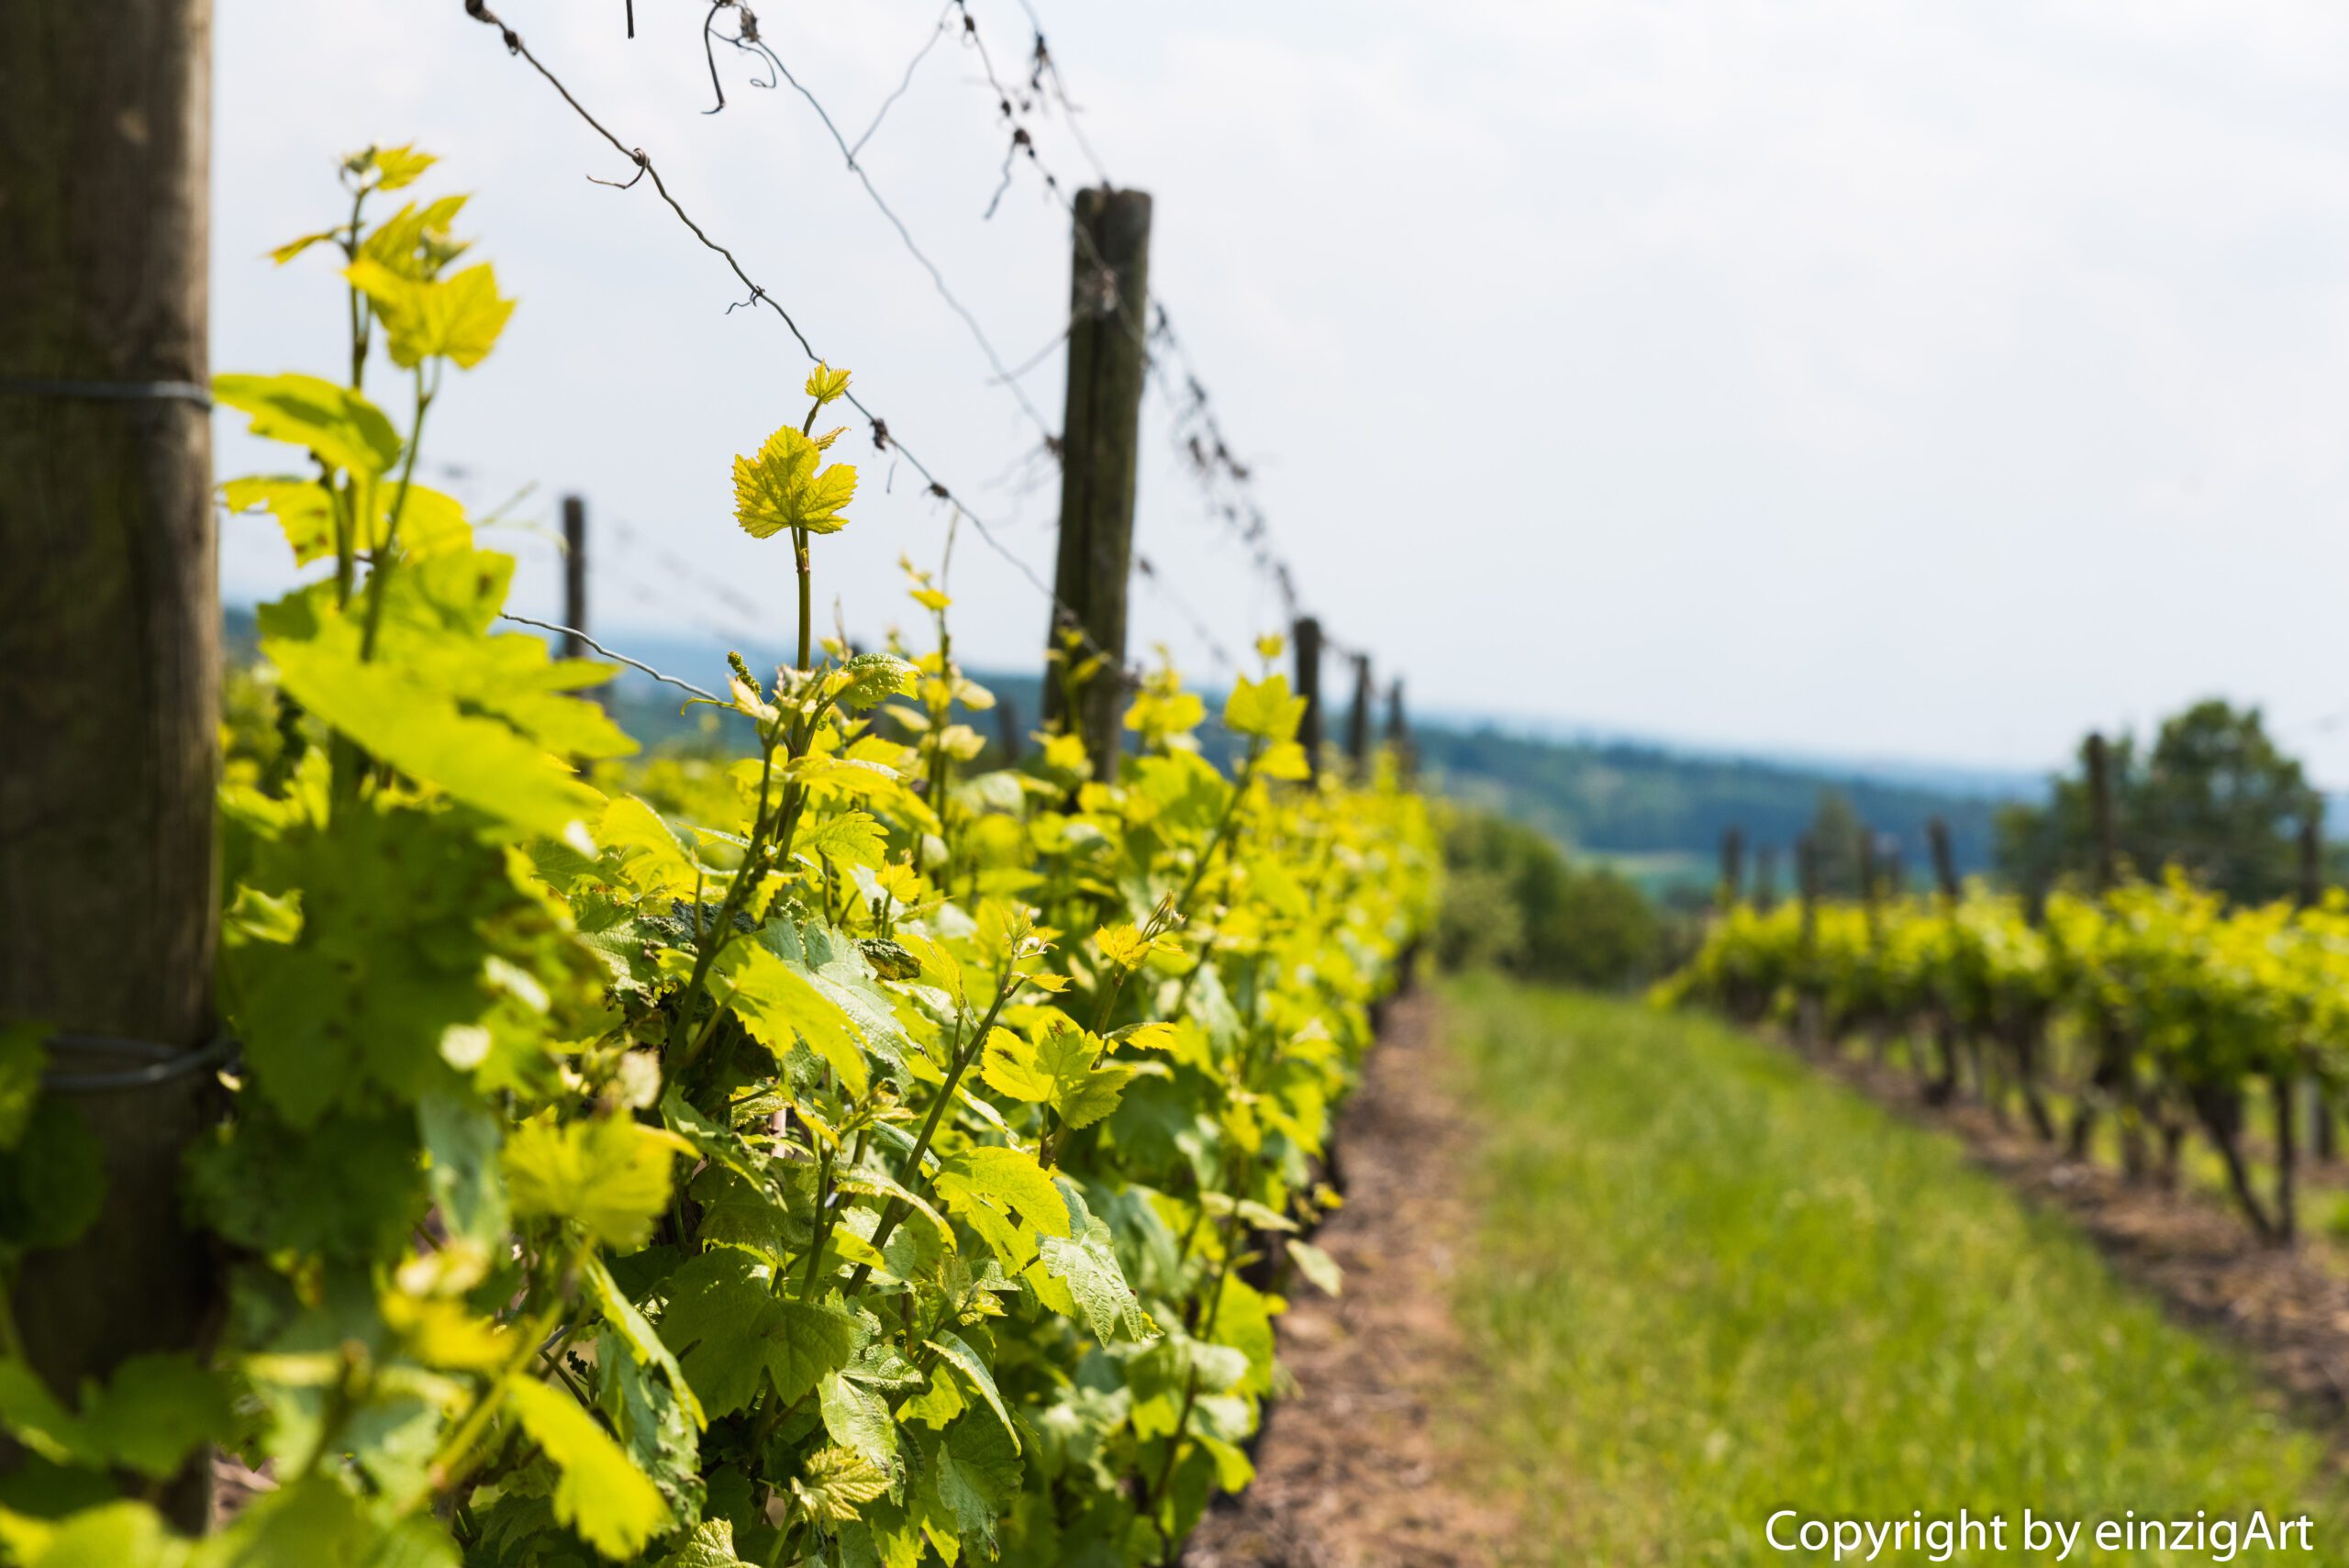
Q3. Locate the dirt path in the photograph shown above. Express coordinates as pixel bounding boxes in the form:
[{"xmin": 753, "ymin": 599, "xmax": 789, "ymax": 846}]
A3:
[{"xmin": 1186, "ymin": 990, "xmax": 1516, "ymax": 1568}]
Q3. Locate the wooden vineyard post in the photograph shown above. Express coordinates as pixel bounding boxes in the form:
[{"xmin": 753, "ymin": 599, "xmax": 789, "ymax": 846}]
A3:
[
  {"xmin": 2075, "ymin": 732, "xmax": 2152, "ymax": 1166},
  {"xmin": 2300, "ymin": 798, "xmax": 2333, "ymax": 1162},
  {"xmin": 561, "ymin": 494, "xmax": 590, "ymax": 659},
  {"xmin": 2300, "ymin": 797, "xmax": 2325, "ymax": 911},
  {"xmin": 0, "ymin": 0, "xmax": 221, "ymax": 1525},
  {"xmin": 1795, "ymin": 831, "xmax": 1822, "ymax": 1051},
  {"xmin": 1043, "ymin": 186, "xmax": 1152, "ymax": 781},
  {"xmin": 1346, "ymin": 651, "xmax": 1373, "ymax": 773},
  {"xmin": 1293, "ymin": 616, "xmax": 1324, "ymax": 779},
  {"xmin": 996, "ymin": 694, "xmax": 1023, "ymax": 766},
  {"xmin": 1384, "ymin": 678, "xmax": 1414, "ymax": 781},
  {"xmin": 2085, "ymin": 731, "xmax": 2120, "ymax": 891},
  {"xmin": 1927, "ymin": 817, "xmax": 1959, "ymax": 901},
  {"xmin": 1856, "ymin": 828, "xmax": 1887, "ymax": 1062},
  {"xmin": 1857, "ymin": 828, "xmax": 1880, "ymax": 929},
  {"xmin": 1718, "ymin": 827, "xmax": 1745, "ymax": 910},
  {"xmin": 1924, "ymin": 817, "xmax": 1964, "ymax": 1103},
  {"xmin": 1754, "ymin": 844, "xmax": 1779, "ymax": 914}
]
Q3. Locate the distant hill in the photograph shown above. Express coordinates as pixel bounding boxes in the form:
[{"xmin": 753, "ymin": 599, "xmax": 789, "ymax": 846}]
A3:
[
  {"xmin": 222, "ymin": 607, "xmax": 2041, "ymax": 895},
  {"xmin": 1413, "ymin": 725, "xmax": 2031, "ymax": 899}
]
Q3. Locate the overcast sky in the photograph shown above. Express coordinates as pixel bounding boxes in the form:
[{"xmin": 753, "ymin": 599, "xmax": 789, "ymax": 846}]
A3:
[{"xmin": 214, "ymin": 1, "xmax": 2349, "ymax": 784}]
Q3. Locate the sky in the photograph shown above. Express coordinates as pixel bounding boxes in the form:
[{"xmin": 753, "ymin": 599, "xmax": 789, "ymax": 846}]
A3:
[{"xmin": 214, "ymin": 0, "xmax": 2349, "ymax": 784}]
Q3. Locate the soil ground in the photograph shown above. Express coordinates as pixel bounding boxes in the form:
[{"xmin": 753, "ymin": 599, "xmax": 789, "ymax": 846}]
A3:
[{"xmin": 1184, "ymin": 990, "xmax": 1517, "ymax": 1568}]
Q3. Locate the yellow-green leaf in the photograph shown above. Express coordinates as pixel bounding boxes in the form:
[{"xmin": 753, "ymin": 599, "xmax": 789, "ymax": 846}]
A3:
[
  {"xmin": 346, "ymin": 259, "xmax": 516, "ymax": 370},
  {"xmin": 1223, "ymin": 673, "xmax": 1307, "ymax": 743},
  {"xmin": 732, "ymin": 424, "xmax": 856, "ymax": 539},
  {"xmin": 503, "ymin": 1115, "xmax": 683, "ymax": 1250},
  {"xmin": 214, "ymin": 373, "xmax": 402, "ymax": 477},
  {"xmin": 507, "ymin": 1377, "xmax": 673, "ymax": 1560},
  {"xmin": 718, "ymin": 943, "xmax": 870, "ymax": 1099}
]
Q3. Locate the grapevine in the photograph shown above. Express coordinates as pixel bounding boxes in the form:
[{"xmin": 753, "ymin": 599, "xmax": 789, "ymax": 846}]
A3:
[
  {"xmin": 0, "ymin": 148, "xmax": 1434, "ymax": 1568},
  {"xmin": 1662, "ymin": 873, "xmax": 2349, "ymax": 1244}
]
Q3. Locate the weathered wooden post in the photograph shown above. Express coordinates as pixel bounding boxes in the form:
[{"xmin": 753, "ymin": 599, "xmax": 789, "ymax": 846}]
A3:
[
  {"xmin": 996, "ymin": 694, "xmax": 1023, "ymax": 766},
  {"xmin": 1293, "ymin": 616, "xmax": 1324, "ymax": 778},
  {"xmin": 1345, "ymin": 651, "xmax": 1373, "ymax": 773},
  {"xmin": 2300, "ymin": 798, "xmax": 2333, "ymax": 1162},
  {"xmin": 561, "ymin": 493, "xmax": 590, "ymax": 658},
  {"xmin": 1928, "ymin": 817, "xmax": 1959, "ymax": 900},
  {"xmin": 1042, "ymin": 186, "xmax": 1151, "ymax": 780},
  {"xmin": 1795, "ymin": 831, "xmax": 1823, "ymax": 1051},
  {"xmin": 2299, "ymin": 796, "xmax": 2325, "ymax": 911},
  {"xmin": 0, "ymin": 0, "xmax": 220, "ymax": 1525},
  {"xmin": 2085, "ymin": 731, "xmax": 2120, "ymax": 892},
  {"xmin": 1383, "ymin": 677, "xmax": 1414, "ymax": 781},
  {"xmin": 1719, "ymin": 826, "xmax": 1745, "ymax": 908}
]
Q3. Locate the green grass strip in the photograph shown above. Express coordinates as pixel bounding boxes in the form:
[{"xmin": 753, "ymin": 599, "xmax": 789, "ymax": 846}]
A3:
[{"xmin": 1445, "ymin": 976, "xmax": 2343, "ymax": 1565}]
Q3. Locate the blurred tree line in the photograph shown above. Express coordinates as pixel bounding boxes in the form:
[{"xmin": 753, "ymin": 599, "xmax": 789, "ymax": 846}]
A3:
[
  {"xmin": 1993, "ymin": 699, "xmax": 2331, "ymax": 905},
  {"xmin": 1778, "ymin": 699, "xmax": 2332, "ymax": 908},
  {"xmin": 1436, "ymin": 809, "xmax": 1669, "ymax": 987}
]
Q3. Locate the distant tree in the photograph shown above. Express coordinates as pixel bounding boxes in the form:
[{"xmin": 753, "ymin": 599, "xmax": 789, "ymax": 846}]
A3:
[
  {"xmin": 1438, "ymin": 810, "xmax": 1663, "ymax": 988},
  {"xmin": 1996, "ymin": 700, "xmax": 2316, "ymax": 905},
  {"xmin": 1808, "ymin": 788, "xmax": 1867, "ymax": 897}
]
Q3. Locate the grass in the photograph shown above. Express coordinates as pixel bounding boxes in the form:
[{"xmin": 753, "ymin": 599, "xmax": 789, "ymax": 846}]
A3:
[{"xmin": 1442, "ymin": 975, "xmax": 2347, "ymax": 1565}]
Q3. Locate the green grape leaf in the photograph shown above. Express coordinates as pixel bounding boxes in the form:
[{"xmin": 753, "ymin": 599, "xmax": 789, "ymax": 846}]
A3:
[
  {"xmin": 0, "ymin": 1500, "xmax": 185, "ymax": 1568},
  {"xmin": 227, "ymin": 799, "xmax": 525, "ymax": 1125},
  {"xmin": 598, "ymin": 1329, "xmax": 707, "ymax": 1531},
  {"xmin": 222, "ymin": 475, "xmax": 337, "ymax": 566},
  {"xmin": 796, "ymin": 810, "xmax": 888, "ymax": 873},
  {"xmin": 733, "ymin": 424, "xmax": 856, "ymax": 538},
  {"xmin": 1036, "ymin": 1025, "xmax": 1135, "ymax": 1130},
  {"xmin": 357, "ymin": 193, "xmax": 470, "ymax": 276},
  {"xmin": 82, "ymin": 1353, "xmax": 234, "ymax": 1481},
  {"xmin": 829, "ymin": 654, "xmax": 918, "ymax": 713},
  {"xmin": 585, "ymin": 1256, "xmax": 705, "ymax": 1429},
  {"xmin": 214, "ymin": 372, "xmax": 403, "ymax": 476},
  {"xmin": 977, "ymin": 1029, "xmax": 1052, "ymax": 1104},
  {"xmin": 652, "ymin": 1518, "xmax": 747, "ymax": 1568},
  {"xmin": 366, "ymin": 143, "xmax": 440, "ymax": 192},
  {"xmin": 188, "ymin": 1106, "xmax": 422, "ymax": 1258},
  {"xmin": 1035, "ymin": 1184, "xmax": 1151, "ymax": 1344},
  {"xmin": 688, "ymin": 1163, "xmax": 796, "ymax": 1259},
  {"xmin": 1222, "ymin": 673, "xmax": 1307, "ymax": 742},
  {"xmin": 934, "ymin": 1147, "xmax": 1070, "ymax": 1257},
  {"xmin": 507, "ymin": 1377, "xmax": 673, "ymax": 1560},
  {"xmin": 418, "ymin": 1093, "xmax": 509, "ymax": 1251},
  {"xmin": 345, "ymin": 259, "xmax": 517, "ymax": 369},
  {"xmin": 658, "ymin": 1251, "xmax": 860, "ymax": 1418},
  {"xmin": 503, "ymin": 1115, "xmax": 682, "ymax": 1251},
  {"xmin": 718, "ymin": 942, "xmax": 868, "ymax": 1098},
  {"xmin": 790, "ymin": 1445, "xmax": 891, "ymax": 1522},
  {"xmin": 601, "ymin": 796, "xmax": 705, "ymax": 897},
  {"xmin": 1286, "ymin": 1238, "xmax": 1343, "ymax": 1297},
  {"xmin": 924, "ymin": 1332, "xmax": 1017, "ymax": 1452},
  {"xmin": 817, "ymin": 1371, "xmax": 896, "ymax": 1468},
  {"xmin": 927, "ymin": 1414, "xmax": 1019, "ymax": 1547},
  {"xmin": 265, "ymin": 624, "xmax": 606, "ymax": 841},
  {"xmin": 765, "ymin": 922, "xmax": 915, "ymax": 1081},
  {"xmin": 0, "ymin": 1358, "xmax": 99, "ymax": 1467}
]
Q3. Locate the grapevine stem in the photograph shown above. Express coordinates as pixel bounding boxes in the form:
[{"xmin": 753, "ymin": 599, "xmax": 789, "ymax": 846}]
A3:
[
  {"xmin": 843, "ymin": 973, "xmax": 1020, "ymax": 1292},
  {"xmin": 359, "ymin": 368, "xmax": 435, "ymax": 665}
]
